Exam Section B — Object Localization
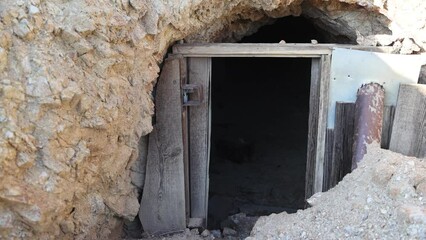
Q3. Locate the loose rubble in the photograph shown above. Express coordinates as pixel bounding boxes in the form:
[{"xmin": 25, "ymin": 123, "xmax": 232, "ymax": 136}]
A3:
[
  {"xmin": 249, "ymin": 144, "xmax": 426, "ymax": 239},
  {"xmin": 137, "ymin": 145, "xmax": 425, "ymax": 240}
]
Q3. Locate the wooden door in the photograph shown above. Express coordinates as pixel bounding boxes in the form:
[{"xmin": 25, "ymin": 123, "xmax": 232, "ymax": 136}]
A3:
[
  {"xmin": 139, "ymin": 57, "xmax": 186, "ymax": 235},
  {"xmin": 187, "ymin": 58, "xmax": 212, "ymax": 228}
]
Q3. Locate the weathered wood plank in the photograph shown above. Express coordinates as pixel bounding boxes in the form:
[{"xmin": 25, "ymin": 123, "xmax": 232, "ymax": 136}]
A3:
[
  {"xmin": 188, "ymin": 57, "xmax": 211, "ymax": 227},
  {"xmin": 331, "ymin": 102, "xmax": 355, "ymax": 187},
  {"xmin": 389, "ymin": 84, "xmax": 426, "ymax": 158},
  {"xmin": 173, "ymin": 43, "xmax": 392, "ymax": 58},
  {"xmin": 179, "ymin": 57, "xmax": 191, "ymax": 221},
  {"xmin": 306, "ymin": 58, "xmax": 321, "ymax": 199},
  {"xmin": 314, "ymin": 54, "xmax": 331, "ymax": 194},
  {"xmin": 381, "ymin": 105, "xmax": 396, "ymax": 149},
  {"xmin": 306, "ymin": 55, "xmax": 331, "ymax": 197},
  {"xmin": 140, "ymin": 58, "xmax": 186, "ymax": 235},
  {"xmin": 323, "ymin": 128, "xmax": 334, "ymax": 191}
]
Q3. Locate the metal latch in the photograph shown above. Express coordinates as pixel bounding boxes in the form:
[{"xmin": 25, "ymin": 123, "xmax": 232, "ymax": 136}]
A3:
[{"xmin": 182, "ymin": 84, "xmax": 203, "ymax": 106}]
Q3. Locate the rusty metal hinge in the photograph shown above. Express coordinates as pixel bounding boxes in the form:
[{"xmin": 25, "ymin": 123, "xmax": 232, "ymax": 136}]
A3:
[{"xmin": 182, "ymin": 84, "xmax": 203, "ymax": 106}]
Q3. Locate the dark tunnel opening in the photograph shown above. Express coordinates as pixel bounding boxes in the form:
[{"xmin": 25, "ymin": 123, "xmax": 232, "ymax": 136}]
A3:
[{"xmin": 207, "ymin": 16, "xmax": 323, "ymax": 229}]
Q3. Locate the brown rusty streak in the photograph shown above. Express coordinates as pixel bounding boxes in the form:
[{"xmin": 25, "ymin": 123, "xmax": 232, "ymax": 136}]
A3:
[{"xmin": 352, "ymin": 83, "xmax": 385, "ymax": 170}]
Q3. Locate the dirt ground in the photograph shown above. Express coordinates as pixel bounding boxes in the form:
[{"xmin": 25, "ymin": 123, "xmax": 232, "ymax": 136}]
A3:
[{"xmin": 135, "ymin": 144, "xmax": 426, "ymax": 240}]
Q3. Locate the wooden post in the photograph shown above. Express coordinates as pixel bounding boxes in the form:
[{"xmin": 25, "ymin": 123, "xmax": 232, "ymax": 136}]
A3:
[
  {"xmin": 381, "ymin": 106, "xmax": 395, "ymax": 149},
  {"xmin": 323, "ymin": 128, "xmax": 334, "ymax": 191},
  {"xmin": 389, "ymin": 84, "xmax": 426, "ymax": 158},
  {"xmin": 331, "ymin": 102, "xmax": 355, "ymax": 186}
]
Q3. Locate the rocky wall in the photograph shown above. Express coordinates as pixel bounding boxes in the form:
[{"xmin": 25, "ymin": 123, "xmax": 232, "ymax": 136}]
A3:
[{"xmin": 0, "ymin": 0, "xmax": 425, "ymax": 239}]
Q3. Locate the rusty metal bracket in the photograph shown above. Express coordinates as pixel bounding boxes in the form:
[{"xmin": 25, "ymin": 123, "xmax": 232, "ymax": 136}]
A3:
[{"xmin": 182, "ymin": 83, "xmax": 203, "ymax": 106}]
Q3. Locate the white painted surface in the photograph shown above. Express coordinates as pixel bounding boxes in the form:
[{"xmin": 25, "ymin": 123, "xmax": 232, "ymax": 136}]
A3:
[{"xmin": 328, "ymin": 48, "xmax": 424, "ymax": 128}]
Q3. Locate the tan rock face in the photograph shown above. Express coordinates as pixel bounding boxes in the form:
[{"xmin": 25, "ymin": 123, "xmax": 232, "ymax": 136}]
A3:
[{"xmin": 0, "ymin": 0, "xmax": 425, "ymax": 239}]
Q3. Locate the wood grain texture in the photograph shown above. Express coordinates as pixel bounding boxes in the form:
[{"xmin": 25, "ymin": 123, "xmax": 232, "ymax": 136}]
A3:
[
  {"xmin": 306, "ymin": 55, "xmax": 331, "ymax": 198},
  {"xmin": 331, "ymin": 102, "xmax": 355, "ymax": 187},
  {"xmin": 389, "ymin": 84, "xmax": 426, "ymax": 158},
  {"xmin": 314, "ymin": 54, "xmax": 331, "ymax": 194},
  {"xmin": 306, "ymin": 58, "xmax": 321, "ymax": 199},
  {"xmin": 188, "ymin": 57, "xmax": 211, "ymax": 227},
  {"xmin": 172, "ymin": 44, "xmax": 392, "ymax": 58},
  {"xmin": 323, "ymin": 128, "xmax": 334, "ymax": 191},
  {"xmin": 140, "ymin": 58, "xmax": 186, "ymax": 235},
  {"xmin": 179, "ymin": 57, "xmax": 190, "ymax": 221},
  {"xmin": 381, "ymin": 105, "xmax": 396, "ymax": 149}
]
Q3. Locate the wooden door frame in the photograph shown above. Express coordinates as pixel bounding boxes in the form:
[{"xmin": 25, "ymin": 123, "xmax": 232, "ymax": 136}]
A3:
[{"xmin": 171, "ymin": 43, "xmax": 391, "ymax": 219}]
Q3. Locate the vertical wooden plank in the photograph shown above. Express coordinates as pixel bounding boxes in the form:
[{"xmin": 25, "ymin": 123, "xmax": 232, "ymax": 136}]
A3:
[
  {"xmin": 331, "ymin": 102, "xmax": 355, "ymax": 187},
  {"xmin": 381, "ymin": 105, "xmax": 395, "ymax": 149},
  {"xmin": 306, "ymin": 54, "xmax": 330, "ymax": 198},
  {"xmin": 323, "ymin": 128, "xmax": 334, "ymax": 191},
  {"xmin": 188, "ymin": 57, "xmax": 212, "ymax": 227},
  {"xmin": 314, "ymin": 54, "xmax": 331, "ymax": 194},
  {"xmin": 180, "ymin": 58, "xmax": 191, "ymax": 221},
  {"xmin": 306, "ymin": 58, "xmax": 321, "ymax": 199},
  {"xmin": 419, "ymin": 66, "xmax": 425, "ymax": 84},
  {"xmin": 140, "ymin": 58, "xmax": 186, "ymax": 235},
  {"xmin": 389, "ymin": 84, "xmax": 426, "ymax": 158}
]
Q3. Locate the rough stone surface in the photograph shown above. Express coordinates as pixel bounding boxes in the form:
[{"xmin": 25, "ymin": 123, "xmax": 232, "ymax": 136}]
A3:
[
  {"xmin": 0, "ymin": 0, "xmax": 425, "ymax": 239},
  {"xmin": 248, "ymin": 144, "xmax": 426, "ymax": 239}
]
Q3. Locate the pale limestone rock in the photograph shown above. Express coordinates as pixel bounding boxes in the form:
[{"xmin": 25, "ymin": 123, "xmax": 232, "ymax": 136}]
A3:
[
  {"xmin": 130, "ymin": 0, "xmax": 147, "ymax": 13},
  {"xmin": 61, "ymin": 28, "xmax": 81, "ymax": 44},
  {"xmin": 72, "ymin": 39, "xmax": 93, "ymax": 55},
  {"xmin": 28, "ymin": 5, "xmax": 39, "ymax": 15},
  {"xmin": 0, "ymin": 47, "xmax": 7, "ymax": 72},
  {"xmin": 59, "ymin": 220, "xmax": 75, "ymax": 234},
  {"xmin": 13, "ymin": 19, "xmax": 32, "ymax": 39}
]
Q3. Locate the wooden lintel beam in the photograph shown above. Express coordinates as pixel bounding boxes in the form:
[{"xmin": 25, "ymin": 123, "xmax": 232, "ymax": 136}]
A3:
[{"xmin": 172, "ymin": 43, "xmax": 392, "ymax": 57}]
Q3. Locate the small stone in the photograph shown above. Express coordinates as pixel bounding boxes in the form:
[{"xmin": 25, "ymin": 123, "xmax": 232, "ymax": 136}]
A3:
[
  {"xmin": 0, "ymin": 210, "xmax": 14, "ymax": 228},
  {"xmin": 28, "ymin": 5, "xmax": 40, "ymax": 14},
  {"xmin": 15, "ymin": 205, "xmax": 41, "ymax": 222},
  {"xmin": 75, "ymin": 19, "xmax": 96, "ymax": 35},
  {"xmin": 129, "ymin": 0, "xmax": 147, "ymax": 12},
  {"xmin": 60, "ymin": 220, "xmax": 75, "ymax": 234},
  {"xmin": 72, "ymin": 40, "xmax": 93, "ymax": 55},
  {"xmin": 416, "ymin": 181, "xmax": 426, "ymax": 196},
  {"xmin": 16, "ymin": 0, "xmax": 25, "ymax": 6},
  {"xmin": 2, "ymin": 85, "xmax": 25, "ymax": 101},
  {"xmin": 399, "ymin": 205, "xmax": 426, "ymax": 224},
  {"xmin": 13, "ymin": 19, "xmax": 32, "ymax": 39},
  {"xmin": 0, "ymin": 47, "xmax": 7, "ymax": 71},
  {"xmin": 279, "ymin": 40, "xmax": 286, "ymax": 44},
  {"xmin": 190, "ymin": 228, "xmax": 199, "ymax": 235},
  {"xmin": 61, "ymin": 29, "xmax": 81, "ymax": 44},
  {"xmin": 400, "ymin": 38, "xmax": 421, "ymax": 54},
  {"xmin": 16, "ymin": 152, "xmax": 35, "ymax": 168},
  {"xmin": 201, "ymin": 229, "xmax": 210, "ymax": 237},
  {"xmin": 211, "ymin": 229, "xmax": 221, "ymax": 238},
  {"xmin": 311, "ymin": 39, "xmax": 318, "ymax": 44},
  {"xmin": 188, "ymin": 217, "xmax": 203, "ymax": 228},
  {"xmin": 222, "ymin": 227, "xmax": 237, "ymax": 237}
]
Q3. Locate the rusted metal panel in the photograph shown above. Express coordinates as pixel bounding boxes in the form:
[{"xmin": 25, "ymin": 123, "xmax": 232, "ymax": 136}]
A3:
[{"xmin": 352, "ymin": 83, "xmax": 385, "ymax": 170}]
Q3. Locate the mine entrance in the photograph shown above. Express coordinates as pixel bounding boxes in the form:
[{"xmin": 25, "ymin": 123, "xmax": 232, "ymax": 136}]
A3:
[
  {"xmin": 208, "ymin": 57, "xmax": 311, "ymax": 228},
  {"xmin": 207, "ymin": 16, "xmax": 324, "ymax": 228},
  {"xmin": 140, "ymin": 18, "xmax": 392, "ymax": 235}
]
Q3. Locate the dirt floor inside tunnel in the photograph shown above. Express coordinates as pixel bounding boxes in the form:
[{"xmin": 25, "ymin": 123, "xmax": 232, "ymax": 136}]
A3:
[{"xmin": 208, "ymin": 56, "xmax": 312, "ymax": 228}]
